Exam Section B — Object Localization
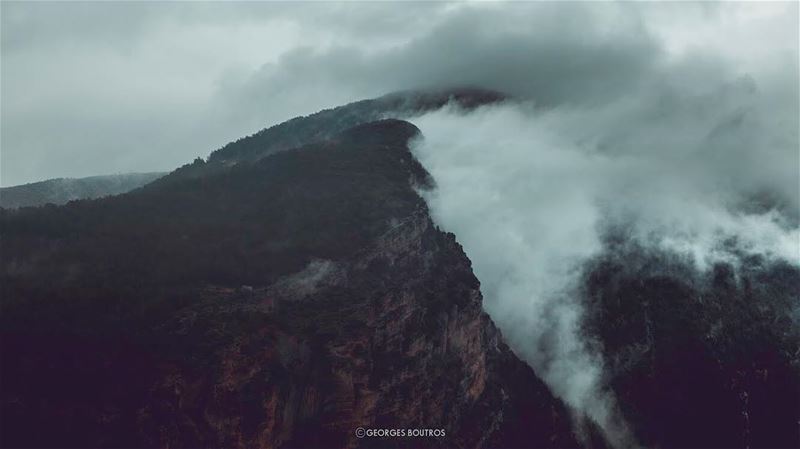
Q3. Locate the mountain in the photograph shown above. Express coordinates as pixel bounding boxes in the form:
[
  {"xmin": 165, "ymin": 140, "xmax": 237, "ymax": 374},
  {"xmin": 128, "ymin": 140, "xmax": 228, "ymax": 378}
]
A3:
[
  {"xmin": 0, "ymin": 119, "xmax": 579, "ymax": 448},
  {"xmin": 0, "ymin": 172, "xmax": 165, "ymax": 209}
]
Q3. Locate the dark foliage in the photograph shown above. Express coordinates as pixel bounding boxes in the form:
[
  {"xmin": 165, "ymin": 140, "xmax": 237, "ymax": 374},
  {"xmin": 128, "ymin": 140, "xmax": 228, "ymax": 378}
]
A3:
[{"xmin": 583, "ymin": 243, "xmax": 800, "ymax": 449}]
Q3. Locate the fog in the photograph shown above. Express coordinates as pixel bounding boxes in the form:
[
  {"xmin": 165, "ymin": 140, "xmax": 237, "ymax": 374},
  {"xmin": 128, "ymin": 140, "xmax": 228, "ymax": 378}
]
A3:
[{"xmin": 408, "ymin": 20, "xmax": 798, "ymax": 445}]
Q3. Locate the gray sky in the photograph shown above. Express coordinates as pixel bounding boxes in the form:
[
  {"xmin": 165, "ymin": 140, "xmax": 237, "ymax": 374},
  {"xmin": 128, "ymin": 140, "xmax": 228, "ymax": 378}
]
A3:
[{"xmin": 1, "ymin": 1, "xmax": 797, "ymax": 186}]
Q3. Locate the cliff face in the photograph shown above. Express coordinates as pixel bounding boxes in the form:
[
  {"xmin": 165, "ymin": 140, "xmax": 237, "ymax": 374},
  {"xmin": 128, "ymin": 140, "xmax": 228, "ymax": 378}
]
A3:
[
  {"xmin": 1, "ymin": 120, "xmax": 575, "ymax": 448},
  {"xmin": 134, "ymin": 212, "xmax": 576, "ymax": 449}
]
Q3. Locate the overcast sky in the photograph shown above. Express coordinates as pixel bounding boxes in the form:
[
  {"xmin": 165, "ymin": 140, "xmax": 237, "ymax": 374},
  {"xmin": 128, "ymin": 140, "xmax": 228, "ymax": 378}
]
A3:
[{"xmin": 1, "ymin": 1, "xmax": 797, "ymax": 186}]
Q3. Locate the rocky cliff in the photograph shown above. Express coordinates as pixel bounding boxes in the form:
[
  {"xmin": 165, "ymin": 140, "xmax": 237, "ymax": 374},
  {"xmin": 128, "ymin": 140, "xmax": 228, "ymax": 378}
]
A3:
[{"xmin": 0, "ymin": 120, "xmax": 576, "ymax": 448}]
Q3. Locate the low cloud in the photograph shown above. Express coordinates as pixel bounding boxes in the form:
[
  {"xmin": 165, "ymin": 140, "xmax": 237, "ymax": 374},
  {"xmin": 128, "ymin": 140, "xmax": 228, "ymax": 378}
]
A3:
[{"xmin": 408, "ymin": 16, "xmax": 797, "ymax": 443}]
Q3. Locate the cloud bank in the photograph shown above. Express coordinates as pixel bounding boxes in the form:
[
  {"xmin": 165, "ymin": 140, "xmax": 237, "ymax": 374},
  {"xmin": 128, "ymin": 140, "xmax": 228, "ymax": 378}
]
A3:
[
  {"xmin": 410, "ymin": 100, "xmax": 797, "ymax": 446},
  {"xmin": 406, "ymin": 5, "xmax": 797, "ymax": 445}
]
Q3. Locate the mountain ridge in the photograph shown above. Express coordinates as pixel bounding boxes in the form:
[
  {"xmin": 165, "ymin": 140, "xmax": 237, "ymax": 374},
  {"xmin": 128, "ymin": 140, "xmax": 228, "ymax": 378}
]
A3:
[{"xmin": 152, "ymin": 88, "xmax": 505, "ymax": 188}]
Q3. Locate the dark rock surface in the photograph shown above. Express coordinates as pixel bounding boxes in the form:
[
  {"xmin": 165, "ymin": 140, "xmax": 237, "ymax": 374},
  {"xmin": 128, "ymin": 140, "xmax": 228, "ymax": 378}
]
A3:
[{"xmin": 0, "ymin": 119, "xmax": 575, "ymax": 448}]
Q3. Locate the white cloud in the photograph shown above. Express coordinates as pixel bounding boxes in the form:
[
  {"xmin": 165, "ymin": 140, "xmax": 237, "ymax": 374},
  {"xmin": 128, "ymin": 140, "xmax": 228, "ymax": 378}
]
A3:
[{"xmin": 408, "ymin": 22, "xmax": 797, "ymax": 441}]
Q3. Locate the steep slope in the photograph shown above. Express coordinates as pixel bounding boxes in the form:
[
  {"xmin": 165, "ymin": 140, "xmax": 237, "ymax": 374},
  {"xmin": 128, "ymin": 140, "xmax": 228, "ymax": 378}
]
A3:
[
  {"xmin": 0, "ymin": 120, "xmax": 576, "ymax": 448},
  {"xmin": 0, "ymin": 172, "xmax": 165, "ymax": 209}
]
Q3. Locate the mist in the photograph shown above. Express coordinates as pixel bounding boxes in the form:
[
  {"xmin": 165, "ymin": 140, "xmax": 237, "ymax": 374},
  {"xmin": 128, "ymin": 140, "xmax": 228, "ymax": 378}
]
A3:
[{"xmin": 408, "ymin": 23, "xmax": 798, "ymax": 445}]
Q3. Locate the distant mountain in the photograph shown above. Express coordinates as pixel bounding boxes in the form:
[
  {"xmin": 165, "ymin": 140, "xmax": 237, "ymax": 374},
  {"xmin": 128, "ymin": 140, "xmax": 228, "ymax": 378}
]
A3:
[
  {"xmin": 0, "ymin": 172, "xmax": 165, "ymax": 209},
  {"xmin": 0, "ymin": 119, "xmax": 578, "ymax": 448}
]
